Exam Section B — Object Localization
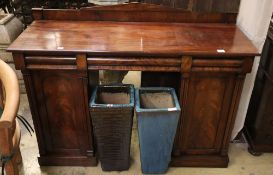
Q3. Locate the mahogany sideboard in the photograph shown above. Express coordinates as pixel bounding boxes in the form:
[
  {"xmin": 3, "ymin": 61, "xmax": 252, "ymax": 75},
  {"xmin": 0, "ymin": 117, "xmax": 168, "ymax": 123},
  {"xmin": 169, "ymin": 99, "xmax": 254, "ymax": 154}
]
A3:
[{"xmin": 7, "ymin": 3, "xmax": 259, "ymax": 167}]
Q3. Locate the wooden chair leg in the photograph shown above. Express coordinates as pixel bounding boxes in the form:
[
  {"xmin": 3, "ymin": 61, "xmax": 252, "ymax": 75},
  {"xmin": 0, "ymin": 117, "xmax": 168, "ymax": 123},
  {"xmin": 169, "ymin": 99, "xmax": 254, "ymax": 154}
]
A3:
[
  {"xmin": 0, "ymin": 81, "xmax": 4, "ymax": 108},
  {"xmin": 4, "ymin": 158, "xmax": 19, "ymax": 175}
]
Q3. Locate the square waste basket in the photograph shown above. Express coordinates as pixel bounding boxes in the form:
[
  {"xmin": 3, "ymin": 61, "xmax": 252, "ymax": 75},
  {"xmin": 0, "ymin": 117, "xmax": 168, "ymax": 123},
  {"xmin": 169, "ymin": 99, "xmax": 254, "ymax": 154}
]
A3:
[
  {"xmin": 135, "ymin": 87, "xmax": 181, "ymax": 174},
  {"xmin": 89, "ymin": 84, "xmax": 134, "ymax": 171}
]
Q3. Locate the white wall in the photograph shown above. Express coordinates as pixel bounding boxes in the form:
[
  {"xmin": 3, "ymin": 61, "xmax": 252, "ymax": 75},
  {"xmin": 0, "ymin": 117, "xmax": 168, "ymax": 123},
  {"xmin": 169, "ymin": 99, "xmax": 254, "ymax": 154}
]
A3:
[{"xmin": 231, "ymin": 0, "xmax": 273, "ymax": 139}]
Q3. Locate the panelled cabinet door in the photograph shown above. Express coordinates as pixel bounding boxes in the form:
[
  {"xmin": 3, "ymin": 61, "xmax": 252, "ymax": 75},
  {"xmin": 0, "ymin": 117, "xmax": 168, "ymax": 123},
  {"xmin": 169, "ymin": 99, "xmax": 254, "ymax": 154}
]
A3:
[
  {"xmin": 259, "ymin": 38, "xmax": 273, "ymax": 75},
  {"xmin": 31, "ymin": 70, "xmax": 95, "ymax": 165},
  {"xmin": 244, "ymin": 36, "xmax": 273, "ymax": 152},
  {"xmin": 253, "ymin": 74, "xmax": 273, "ymax": 145},
  {"xmin": 179, "ymin": 72, "xmax": 236, "ymax": 155}
]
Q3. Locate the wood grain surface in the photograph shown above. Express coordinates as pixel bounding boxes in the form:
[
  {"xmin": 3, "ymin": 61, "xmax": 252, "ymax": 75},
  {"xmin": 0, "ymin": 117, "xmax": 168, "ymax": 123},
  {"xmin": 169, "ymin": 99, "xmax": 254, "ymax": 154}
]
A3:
[{"xmin": 7, "ymin": 21, "xmax": 258, "ymax": 57}]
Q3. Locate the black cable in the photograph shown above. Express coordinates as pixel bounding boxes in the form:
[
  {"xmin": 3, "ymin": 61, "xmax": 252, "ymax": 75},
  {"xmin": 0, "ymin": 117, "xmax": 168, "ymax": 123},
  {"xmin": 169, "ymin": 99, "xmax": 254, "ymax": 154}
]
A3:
[
  {"xmin": 16, "ymin": 115, "xmax": 32, "ymax": 136},
  {"xmin": 17, "ymin": 114, "xmax": 34, "ymax": 133}
]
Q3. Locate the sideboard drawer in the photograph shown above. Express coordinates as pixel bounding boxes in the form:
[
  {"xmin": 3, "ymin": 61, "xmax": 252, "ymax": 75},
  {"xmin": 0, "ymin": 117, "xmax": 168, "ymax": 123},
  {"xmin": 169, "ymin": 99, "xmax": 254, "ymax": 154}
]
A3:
[
  {"xmin": 87, "ymin": 57, "xmax": 181, "ymax": 72},
  {"xmin": 25, "ymin": 56, "xmax": 77, "ymax": 70}
]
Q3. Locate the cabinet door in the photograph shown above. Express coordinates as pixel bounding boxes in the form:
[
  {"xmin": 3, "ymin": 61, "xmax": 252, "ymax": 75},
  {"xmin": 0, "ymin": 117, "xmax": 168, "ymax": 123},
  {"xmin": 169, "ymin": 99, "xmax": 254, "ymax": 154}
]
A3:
[
  {"xmin": 31, "ymin": 70, "xmax": 94, "ymax": 159},
  {"xmin": 179, "ymin": 72, "xmax": 236, "ymax": 155},
  {"xmin": 260, "ymin": 38, "xmax": 273, "ymax": 76},
  {"xmin": 245, "ymin": 37, "xmax": 273, "ymax": 145},
  {"xmin": 254, "ymin": 75, "xmax": 273, "ymax": 144}
]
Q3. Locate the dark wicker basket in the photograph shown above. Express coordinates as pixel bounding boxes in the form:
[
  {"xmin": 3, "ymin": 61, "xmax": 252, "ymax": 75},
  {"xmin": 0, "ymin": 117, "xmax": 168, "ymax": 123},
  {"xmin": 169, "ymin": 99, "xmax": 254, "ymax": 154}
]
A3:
[{"xmin": 89, "ymin": 84, "xmax": 134, "ymax": 171}]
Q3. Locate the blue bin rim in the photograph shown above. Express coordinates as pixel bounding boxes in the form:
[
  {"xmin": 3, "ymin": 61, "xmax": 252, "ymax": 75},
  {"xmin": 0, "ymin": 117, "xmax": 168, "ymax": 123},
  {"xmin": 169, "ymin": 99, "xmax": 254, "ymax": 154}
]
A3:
[
  {"xmin": 89, "ymin": 84, "xmax": 135, "ymax": 108},
  {"xmin": 135, "ymin": 87, "xmax": 181, "ymax": 113}
]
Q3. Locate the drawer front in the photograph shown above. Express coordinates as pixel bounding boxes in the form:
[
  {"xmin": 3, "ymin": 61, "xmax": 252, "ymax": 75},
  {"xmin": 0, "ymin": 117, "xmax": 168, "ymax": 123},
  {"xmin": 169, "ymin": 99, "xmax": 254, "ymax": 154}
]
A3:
[
  {"xmin": 25, "ymin": 56, "xmax": 77, "ymax": 70},
  {"xmin": 87, "ymin": 57, "xmax": 181, "ymax": 72}
]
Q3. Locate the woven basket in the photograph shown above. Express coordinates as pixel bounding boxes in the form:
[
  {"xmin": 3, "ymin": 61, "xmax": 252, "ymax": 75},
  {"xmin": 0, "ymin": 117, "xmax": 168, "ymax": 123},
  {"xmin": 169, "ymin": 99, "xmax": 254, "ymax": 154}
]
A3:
[{"xmin": 89, "ymin": 84, "xmax": 134, "ymax": 171}]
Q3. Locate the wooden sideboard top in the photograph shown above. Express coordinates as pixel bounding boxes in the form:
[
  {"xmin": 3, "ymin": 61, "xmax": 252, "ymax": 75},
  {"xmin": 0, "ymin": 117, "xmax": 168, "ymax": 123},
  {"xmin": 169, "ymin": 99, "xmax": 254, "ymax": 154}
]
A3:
[{"xmin": 7, "ymin": 20, "xmax": 259, "ymax": 57}]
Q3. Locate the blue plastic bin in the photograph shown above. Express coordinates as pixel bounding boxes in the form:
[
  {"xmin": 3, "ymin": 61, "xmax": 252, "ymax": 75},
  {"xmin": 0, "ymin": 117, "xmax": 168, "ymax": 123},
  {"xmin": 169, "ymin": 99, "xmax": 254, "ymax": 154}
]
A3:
[{"xmin": 135, "ymin": 87, "xmax": 181, "ymax": 174}]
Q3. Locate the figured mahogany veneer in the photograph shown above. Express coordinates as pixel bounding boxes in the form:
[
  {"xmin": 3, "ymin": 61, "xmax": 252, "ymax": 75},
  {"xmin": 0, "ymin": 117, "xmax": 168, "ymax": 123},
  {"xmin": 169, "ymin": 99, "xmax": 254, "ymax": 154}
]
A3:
[
  {"xmin": 7, "ymin": 3, "xmax": 259, "ymax": 168},
  {"xmin": 8, "ymin": 21, "xmax": 257, "ymax": 57}
]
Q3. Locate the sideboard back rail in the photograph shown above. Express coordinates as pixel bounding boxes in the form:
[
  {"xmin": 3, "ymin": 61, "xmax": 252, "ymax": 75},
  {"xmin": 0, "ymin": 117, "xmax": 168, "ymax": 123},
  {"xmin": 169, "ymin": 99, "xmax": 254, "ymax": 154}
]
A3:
[{"xmin": 32, "ymin": 3, "xmax": 237, "ymax": 23}]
